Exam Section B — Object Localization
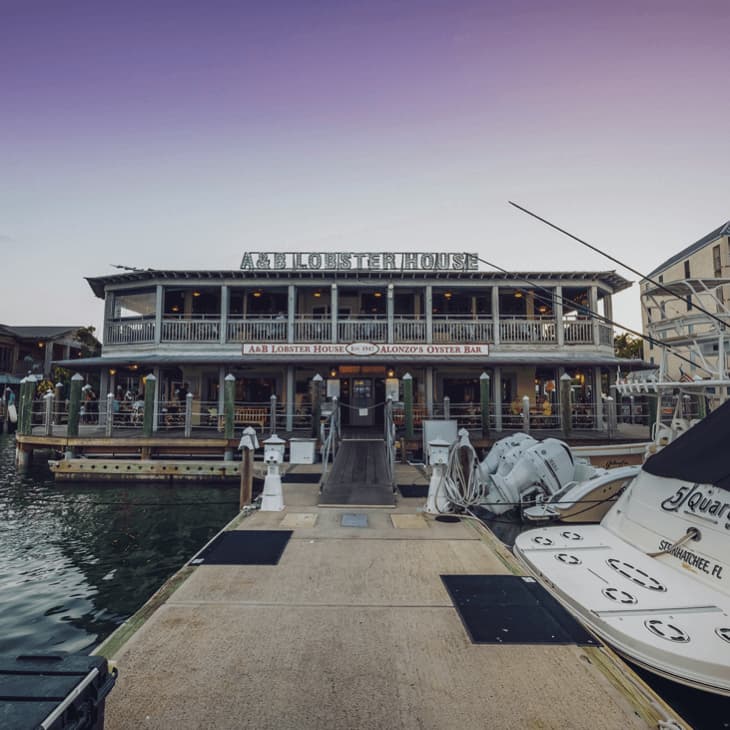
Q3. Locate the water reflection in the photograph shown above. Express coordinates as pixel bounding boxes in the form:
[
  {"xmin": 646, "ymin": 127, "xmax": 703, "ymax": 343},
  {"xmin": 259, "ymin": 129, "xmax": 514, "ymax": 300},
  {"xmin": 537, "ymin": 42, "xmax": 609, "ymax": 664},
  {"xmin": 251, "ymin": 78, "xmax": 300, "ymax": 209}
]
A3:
[{"xmin": 0, "ymin": 434, "xmax": 238, "ymax": 654}]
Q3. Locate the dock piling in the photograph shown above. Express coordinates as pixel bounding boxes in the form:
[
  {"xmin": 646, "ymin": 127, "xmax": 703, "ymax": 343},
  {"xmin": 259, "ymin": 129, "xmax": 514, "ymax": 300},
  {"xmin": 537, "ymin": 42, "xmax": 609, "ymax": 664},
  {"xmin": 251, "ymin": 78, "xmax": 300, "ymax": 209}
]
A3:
[
  {"xmin": 67, "ymin": 373, "xmax": 83, "ymax": 438},
  {"xmin": 142, "ymin": 374, "xmax": 156, "ymax": 438}
]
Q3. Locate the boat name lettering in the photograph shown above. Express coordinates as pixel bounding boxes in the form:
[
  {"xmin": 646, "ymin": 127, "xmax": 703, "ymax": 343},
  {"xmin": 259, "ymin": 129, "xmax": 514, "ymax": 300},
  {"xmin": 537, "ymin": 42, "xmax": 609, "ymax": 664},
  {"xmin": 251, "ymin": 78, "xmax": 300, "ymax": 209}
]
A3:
[
  {"xmin": 660, "ymin": 483, "xmax": 730, "ymax": 529},
  {"xmin": 657, "ymin": 540, "xmax": 724, "ymax": 580},
  {"xmin": 240, "ymin": 251, "xmax": 480, "ymax": 272}
]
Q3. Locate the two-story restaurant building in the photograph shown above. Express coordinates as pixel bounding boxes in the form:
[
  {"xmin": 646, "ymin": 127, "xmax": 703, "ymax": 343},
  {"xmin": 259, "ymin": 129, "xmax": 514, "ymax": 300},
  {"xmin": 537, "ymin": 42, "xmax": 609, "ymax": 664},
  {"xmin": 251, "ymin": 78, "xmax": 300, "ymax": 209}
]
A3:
[{"xmin": 66, "ymin": 252, "xmax": 633, "ymax": 433}]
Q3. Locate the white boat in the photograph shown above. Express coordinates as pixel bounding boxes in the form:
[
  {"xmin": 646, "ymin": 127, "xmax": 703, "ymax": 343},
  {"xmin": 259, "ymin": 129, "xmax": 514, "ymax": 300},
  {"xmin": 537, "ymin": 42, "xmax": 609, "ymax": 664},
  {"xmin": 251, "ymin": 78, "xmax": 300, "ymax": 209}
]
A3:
[{"xmin": 514, "ymin": 399, "xmax": 730, "ymax": 696}]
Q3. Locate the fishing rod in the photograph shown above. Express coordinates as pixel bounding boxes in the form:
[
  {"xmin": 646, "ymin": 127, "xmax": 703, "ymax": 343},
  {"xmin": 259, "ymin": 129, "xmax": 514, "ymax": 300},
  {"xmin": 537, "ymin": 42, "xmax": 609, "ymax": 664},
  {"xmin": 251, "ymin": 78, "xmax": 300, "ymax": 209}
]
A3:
[
  {"xmin": 469, "ymin": 252, "xmax": 715, "ymax": 377},
  {"xmin": 508, "ymin": 201, "xmax": 728, "ymax": 331}
]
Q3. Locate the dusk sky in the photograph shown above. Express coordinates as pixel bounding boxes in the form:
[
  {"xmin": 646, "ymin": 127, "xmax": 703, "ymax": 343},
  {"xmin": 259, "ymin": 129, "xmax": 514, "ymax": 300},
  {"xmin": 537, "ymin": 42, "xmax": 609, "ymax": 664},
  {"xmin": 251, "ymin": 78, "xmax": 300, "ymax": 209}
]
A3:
[{"xmin": 2, "ymin": 0, "xmax": 729, "ymax": 335}]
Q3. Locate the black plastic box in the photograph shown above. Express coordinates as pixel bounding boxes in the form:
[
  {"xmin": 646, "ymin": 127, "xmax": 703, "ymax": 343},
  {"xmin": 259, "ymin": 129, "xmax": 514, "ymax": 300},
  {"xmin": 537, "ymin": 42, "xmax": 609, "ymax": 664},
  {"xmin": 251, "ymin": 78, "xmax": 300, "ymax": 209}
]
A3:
[{"xmin": 0, "ymin": 654, "xmax": 117, "ymax": 730}]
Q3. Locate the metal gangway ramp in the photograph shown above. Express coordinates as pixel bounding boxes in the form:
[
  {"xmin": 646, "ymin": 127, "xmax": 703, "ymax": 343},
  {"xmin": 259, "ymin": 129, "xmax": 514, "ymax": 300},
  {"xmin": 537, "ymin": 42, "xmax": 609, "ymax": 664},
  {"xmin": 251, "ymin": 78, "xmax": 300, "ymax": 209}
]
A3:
[{"xmin": 318, "ymin": 438, "xmax": 395, "ymax": 507}]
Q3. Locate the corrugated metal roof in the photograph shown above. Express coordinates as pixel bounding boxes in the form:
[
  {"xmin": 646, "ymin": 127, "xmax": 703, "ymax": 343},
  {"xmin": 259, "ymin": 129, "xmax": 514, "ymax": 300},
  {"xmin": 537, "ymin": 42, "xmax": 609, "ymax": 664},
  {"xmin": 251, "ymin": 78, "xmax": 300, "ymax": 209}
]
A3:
[{"xmin": 646, "ymin": 221, "xmax": 730, "ymax": 279}]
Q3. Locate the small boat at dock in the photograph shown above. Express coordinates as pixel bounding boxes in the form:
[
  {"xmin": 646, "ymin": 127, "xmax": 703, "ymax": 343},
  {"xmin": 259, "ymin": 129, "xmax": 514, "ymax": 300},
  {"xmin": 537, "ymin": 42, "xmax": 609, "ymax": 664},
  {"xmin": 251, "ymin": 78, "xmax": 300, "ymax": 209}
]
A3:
[{"xmin": 514, "ymin": 398, "xmax": 730, "ymax": 696}]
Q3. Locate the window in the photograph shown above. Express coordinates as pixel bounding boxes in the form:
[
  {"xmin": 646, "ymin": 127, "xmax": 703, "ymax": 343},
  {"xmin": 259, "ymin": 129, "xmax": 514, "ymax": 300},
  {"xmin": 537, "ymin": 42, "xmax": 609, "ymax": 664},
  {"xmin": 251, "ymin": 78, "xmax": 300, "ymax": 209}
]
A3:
[
  {"xmin": 684, "ymin": 260, "xmax": 690, "ymax": 278},
  {"xmin": 647, "ymin": 307, "xmax": 652, "ymax": 323},
  {"xmin": 658, "ymin": 274, "xmax": 664, "ymax": 283},
  {"xmin": 713, "ymin": 245, "xmax": 722, "ymax": 276},
  {"xmin": 686, "ymin": 294, "xmax": 693, "ymax": 311}
]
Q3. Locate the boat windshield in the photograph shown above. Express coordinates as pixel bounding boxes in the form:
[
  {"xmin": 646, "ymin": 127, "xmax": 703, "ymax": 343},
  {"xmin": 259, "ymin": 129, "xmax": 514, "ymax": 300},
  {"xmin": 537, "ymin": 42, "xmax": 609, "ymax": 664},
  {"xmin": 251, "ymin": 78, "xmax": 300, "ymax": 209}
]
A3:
[{"xmin": 644, "ymin": 397, "xmax": 730, "ymax": 491}]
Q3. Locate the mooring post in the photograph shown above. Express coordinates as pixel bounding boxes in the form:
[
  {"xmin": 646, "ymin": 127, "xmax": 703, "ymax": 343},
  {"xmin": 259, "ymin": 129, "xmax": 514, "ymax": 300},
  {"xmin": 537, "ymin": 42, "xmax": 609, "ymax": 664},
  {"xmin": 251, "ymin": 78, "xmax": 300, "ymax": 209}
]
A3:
[
  {"xmin": 560, "ymin": 372, "xmax": 572, "ymax": 439},
  {"xmin": 605, "ymin": 396, "xmax": 616, "ymax": 440},
  {"xmin": 142, "ymin": 374, "xmax": 156, "ymax": 438},
  {"xmin": 403, "ymin": 372, "xmax": 414, "ymax": 440},
  {"xmin": 17, "ymin": 377, "xmax": 29, "ymax": 436},
  {"xmin": 443, "ymin": 395, "xmax": 450, "ymax": 420},
  {"xmin": 105, "ymin": 393, "xmax": 114, "ymax": 437},
  {"xmin": 480, "ymin": 371, "xmax": 490, "ymax": 438},
  {"xmin": 67, "ymin": 373, "xmax": 84, "ymax": 438},
  {"xmin": 43, "ymin": 391, "xmax": 54, "ymax": 436},
  {"xmin": 184, "ymin": 391, "xmax": 193, "ymax": 438},
  {"xmin": 311, "ymin": 374, "xmax": 323, "ymax": 438},
  {"xmin": 238, "ymin": 427, "xmax": 258, "ymax": 509},
  {"xmin": 269, "ymin": 394, "xmax": 277, "ymax": 435},
  {"xmin": 224, "ymin": 373, "xmax": 236, "ymax": 459}
]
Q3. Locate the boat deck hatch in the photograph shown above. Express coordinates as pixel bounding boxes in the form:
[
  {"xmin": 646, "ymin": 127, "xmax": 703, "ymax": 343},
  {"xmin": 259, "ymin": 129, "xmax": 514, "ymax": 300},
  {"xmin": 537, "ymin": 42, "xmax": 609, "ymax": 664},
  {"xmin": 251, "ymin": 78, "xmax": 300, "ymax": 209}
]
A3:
[
  {"xmin": 341, "ymin": 513, "xmax": 369, "ymax": 528},
  {"xmin": 441, "ymin": 574, "xmax": 601, "ymax": 646}
]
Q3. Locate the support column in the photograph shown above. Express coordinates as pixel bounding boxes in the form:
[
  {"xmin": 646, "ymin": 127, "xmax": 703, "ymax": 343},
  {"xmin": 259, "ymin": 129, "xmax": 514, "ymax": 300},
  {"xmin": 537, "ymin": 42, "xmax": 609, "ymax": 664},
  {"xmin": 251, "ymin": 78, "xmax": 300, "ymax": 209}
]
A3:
[
  {"xmin": 99, "ymin": 370, "xmax": 109, "ymax": 424},
  {"xmin": 331, "ymin": 283, "xmax": 338, "ymax": 343},
  {"xmin": 67, "ymin": 373, "xmax": 84, "ymax": 438},
  {"xmin": 555, "ymin": 285, "xmax": 564, "ymax": 347},
  {"xmin": 152, "ymin": 367, "xmax": 161, "ymax": 432},
  {"xmin": 288, "ymin": 284, "xmax": 296, "ymax": 344},
  {"xmin": 425, "ymin": 286, "xmax": 433, "ymax": 344},
  {"xmin": 224, "ymin": 373, "xmax": 236, "ymax": 442},
  {"xmin": 220, "ymin": 285, "xmax": 229, "ymax": 344},
  {"xmin": 491, "ymin": 287, "xmax": 500, "ymax": 345},
  {"xmin": 560, "ymin": 372, "xmax": 572, "ymax": 439},
  {"xmin": 594, "ymin": 366, "xmax": 603, "ymax": 430},
  {"xmin": 425, "ymin": 367, "xmax": 433, "ymax": 417},
  {"xmin": 591, "ymin": 285, "xmax": 600, "ymax": 346},
  {"xmin": 387, "ymin": 283, "xmax": 394, "ymax": 343},
  {"xmin": 311, "ymin": 373, "xmax": 323, "ymax": 438},
  {"xmin": 218, "ymin": 367, "xmax": 226, "ymax": 416},
  {"xmin": 286, "ymin": 365, "xmax": 294, "ymax": 432},
  {"xmin": 154, "ymin": 285, "xmax": 163, "ymax": 345},
  {"xmin": 43, "ymin": 343, "xmax": 52, "ymax": 378},
  {"xmin": 493, "ymin": 367, "xmax": 502, "ymax": 431}
]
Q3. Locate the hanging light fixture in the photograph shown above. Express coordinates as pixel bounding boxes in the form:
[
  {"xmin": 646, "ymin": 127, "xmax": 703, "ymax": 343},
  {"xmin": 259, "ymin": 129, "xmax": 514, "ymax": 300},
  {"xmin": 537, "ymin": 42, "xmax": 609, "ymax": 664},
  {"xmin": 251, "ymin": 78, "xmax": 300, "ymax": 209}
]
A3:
[
  {"xmin": 313, "ymin": 290, "xmax": 322, "ymax": 298},
  {"xmin": 444, "ymin": 291, "xmax": 452, "ymax": 300},
  {"xmin": 252, "ymin": 290, "xmax": 263, "ymax": 298},
  {"xmin": 514, "ymin": 290, "xmax": 523, "ymax": 299},
  {"xmin": 192, "ymin": 290, "xmax": 201, "ymax": 297}
]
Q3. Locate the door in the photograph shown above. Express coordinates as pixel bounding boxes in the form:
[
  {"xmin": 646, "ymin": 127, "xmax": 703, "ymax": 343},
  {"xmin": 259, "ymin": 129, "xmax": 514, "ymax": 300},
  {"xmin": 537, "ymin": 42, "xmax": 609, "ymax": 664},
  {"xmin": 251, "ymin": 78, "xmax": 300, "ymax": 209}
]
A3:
[{"xmin": 349, "ymin": 378, "xmax": 374, "ymax": 426}]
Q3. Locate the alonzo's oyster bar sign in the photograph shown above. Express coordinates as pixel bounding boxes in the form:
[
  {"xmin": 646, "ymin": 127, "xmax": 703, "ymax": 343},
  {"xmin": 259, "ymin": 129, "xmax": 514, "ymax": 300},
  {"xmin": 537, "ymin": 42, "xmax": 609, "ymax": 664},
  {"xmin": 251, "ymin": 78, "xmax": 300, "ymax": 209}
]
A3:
[
  {"xmin": 242, "ymin": 342, "xmax": 489, "ymax": 357},
  {"xmin": 240, "ymin": 251, "xmax": 479, "ymax": 271}
]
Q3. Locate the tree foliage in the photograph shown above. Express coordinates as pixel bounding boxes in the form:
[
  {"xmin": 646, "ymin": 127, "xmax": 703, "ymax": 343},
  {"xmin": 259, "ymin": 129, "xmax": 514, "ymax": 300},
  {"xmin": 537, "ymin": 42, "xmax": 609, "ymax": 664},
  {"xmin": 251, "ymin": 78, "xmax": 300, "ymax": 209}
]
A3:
[{"xmin": 614, "ymin": 332, "xmax": 643, "ymax": 359}]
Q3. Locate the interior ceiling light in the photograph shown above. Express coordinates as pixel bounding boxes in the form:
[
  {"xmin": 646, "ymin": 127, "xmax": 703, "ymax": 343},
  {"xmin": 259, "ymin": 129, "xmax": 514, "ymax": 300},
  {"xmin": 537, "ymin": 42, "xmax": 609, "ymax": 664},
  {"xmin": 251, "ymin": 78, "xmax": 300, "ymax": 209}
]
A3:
[
  {"xmin": 374, "ymin": 291, "xmax": 382, "ymax": 298},
  {"xmin": 313, "ymin": 291, "xmax": 321, "ymax": 298},
  {"xmin": 252, "ymin": 290, "xmax": 263, "ymax": 298},
  {"xmin": 514, "ymin": 290, "xmax": 523, "ymax": 299},
  {"xmin": 192, "ymin": 290, "xmax": 201, "ymax": 297},
  {"xmin": 538, "ymin": 305, "xmax": 547, "ymax": 313},
  {"xmin": 444, "ymin": 291, "xmax": 452, "ymax": 299}
]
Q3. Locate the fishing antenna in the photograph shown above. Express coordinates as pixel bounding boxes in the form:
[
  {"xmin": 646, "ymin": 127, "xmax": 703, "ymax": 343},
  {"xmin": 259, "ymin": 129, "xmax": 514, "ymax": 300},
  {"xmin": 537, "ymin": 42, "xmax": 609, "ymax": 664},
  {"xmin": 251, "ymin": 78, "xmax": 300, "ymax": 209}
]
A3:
[
  {"xmin": 508, "ymin": 201, "xmax": 728, "ymax": 330},
  {"xmin": 469, "ymin": 252, "xmax": 715, "ymax": 377}
]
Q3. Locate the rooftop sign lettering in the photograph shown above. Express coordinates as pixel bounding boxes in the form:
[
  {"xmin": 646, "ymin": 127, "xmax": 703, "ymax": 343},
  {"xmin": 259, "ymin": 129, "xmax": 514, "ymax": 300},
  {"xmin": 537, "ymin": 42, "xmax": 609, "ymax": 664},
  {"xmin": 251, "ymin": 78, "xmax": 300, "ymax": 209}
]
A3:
[{"xmin": 239, "ymin": 252, "xmax": 479, "ymax": 272}]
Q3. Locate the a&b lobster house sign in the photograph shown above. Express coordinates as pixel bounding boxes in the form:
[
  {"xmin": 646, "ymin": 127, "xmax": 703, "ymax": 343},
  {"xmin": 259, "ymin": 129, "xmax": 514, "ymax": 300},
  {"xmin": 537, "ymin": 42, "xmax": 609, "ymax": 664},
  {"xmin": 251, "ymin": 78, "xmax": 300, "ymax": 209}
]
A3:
[
  {"xmin": 242, "ymin": 342, "xmax": 489, "ymax": 357},
  {"xmin": 240, "ymin": 251, "xmax": 480, "ymax": 272}
]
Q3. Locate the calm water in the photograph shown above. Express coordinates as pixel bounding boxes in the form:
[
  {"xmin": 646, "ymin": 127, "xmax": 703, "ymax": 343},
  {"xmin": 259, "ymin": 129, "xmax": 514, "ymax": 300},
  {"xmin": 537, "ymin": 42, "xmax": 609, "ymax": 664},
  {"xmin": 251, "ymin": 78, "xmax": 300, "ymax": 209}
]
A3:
[{"xmin": 0, "ymin": 433, "xmax": 238, "ymax": 655}]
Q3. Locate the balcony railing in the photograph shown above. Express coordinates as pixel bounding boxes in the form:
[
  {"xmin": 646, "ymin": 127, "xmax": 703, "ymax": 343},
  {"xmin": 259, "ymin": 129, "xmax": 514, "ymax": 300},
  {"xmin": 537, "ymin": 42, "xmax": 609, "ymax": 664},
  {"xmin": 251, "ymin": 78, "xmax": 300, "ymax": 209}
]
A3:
[
  {"xmin": 433, "ymin": 317, "xmax": 493, "ymax": 343},
  {"xmin": 161, "ymin": 317, "xmax": 220, "ymax": 342},
  {"xmin": 105, "ymin": 318, "xmax": 155, "ymax": 345},
  {"xmin": 563, "ymin": 318, "xmax": 593, "ymax": 344},
  {"xmin": 228, "ymin": 319, "xmax": 287, "ymax": 342},
  {"xmin": 338, "ymin": 317, "xmax": 387, "ymax": 343},
  {"xmin": 103, "ymin": 313, "xmax": 608, "ymax": 349},
  {"xmin": 500, "ymin": 316, "xmax": 556, "ymax": 344}
]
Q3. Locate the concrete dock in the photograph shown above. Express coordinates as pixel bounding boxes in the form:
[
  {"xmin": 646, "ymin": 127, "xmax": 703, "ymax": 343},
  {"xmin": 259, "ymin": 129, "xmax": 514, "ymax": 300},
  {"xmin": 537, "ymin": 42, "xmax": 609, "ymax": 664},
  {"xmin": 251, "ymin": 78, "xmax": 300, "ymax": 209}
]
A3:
[{"xmin": 99, "ymin": 466, "xmax": 685, "ymax": 729}]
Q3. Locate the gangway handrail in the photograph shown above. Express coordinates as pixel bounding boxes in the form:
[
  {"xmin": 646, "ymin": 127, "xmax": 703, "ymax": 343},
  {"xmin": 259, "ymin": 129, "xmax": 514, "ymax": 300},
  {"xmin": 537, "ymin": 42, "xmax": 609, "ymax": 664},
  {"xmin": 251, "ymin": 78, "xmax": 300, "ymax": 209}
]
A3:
[
  {"xmin": 384, "ymin": 396, "xmax": 396, "ymax": 487},
  {"xmin": 320, "ymin": 397, "xmax": 341, "ymax": 482}
]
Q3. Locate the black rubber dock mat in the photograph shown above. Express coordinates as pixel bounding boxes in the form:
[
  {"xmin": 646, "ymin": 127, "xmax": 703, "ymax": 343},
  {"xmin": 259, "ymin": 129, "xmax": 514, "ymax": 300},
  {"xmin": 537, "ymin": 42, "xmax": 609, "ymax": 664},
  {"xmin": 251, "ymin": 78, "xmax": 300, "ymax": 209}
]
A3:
[
  {"xmin": 281, "ymin": 472, "xmax": 322, "ymax": 483},
  {"xmin": 398, "ymin": 484, "xmax": 429, "ymax": 498},
  {"xmin": 319, "ymin": 440, "xmax": 395, "ymax": 506},
  {"xmin": 189, "ymin": 530, "xmax": 293, "ymax": 566},
  {"xmin": 441, "ymin": 574, "xmax": 600, "ymax": 646}
]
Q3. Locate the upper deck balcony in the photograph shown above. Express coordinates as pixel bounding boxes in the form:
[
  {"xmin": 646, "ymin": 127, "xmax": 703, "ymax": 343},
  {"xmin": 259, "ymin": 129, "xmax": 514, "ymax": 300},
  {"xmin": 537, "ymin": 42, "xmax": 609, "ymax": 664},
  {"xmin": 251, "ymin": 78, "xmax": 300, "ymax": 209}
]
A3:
[{"xmin": 101, "ymin": 280, "xmax": 615, "ymax": 350}]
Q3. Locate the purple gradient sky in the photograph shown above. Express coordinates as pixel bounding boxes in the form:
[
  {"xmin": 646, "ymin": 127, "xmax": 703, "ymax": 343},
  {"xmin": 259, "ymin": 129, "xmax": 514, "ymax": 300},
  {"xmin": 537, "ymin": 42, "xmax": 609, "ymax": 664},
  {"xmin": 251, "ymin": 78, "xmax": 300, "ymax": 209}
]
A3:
[{"xmin": 1, "ymin": 0, "xmax": 729, "ymax": 334}]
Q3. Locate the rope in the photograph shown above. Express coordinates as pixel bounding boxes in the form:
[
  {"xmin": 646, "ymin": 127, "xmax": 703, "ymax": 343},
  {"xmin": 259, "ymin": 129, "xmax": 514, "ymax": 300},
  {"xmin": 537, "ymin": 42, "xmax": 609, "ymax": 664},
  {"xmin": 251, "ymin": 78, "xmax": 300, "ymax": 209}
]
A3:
[{"xmin": 647, "ymin": 527, "xmax": 699, "ymax": 557}]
